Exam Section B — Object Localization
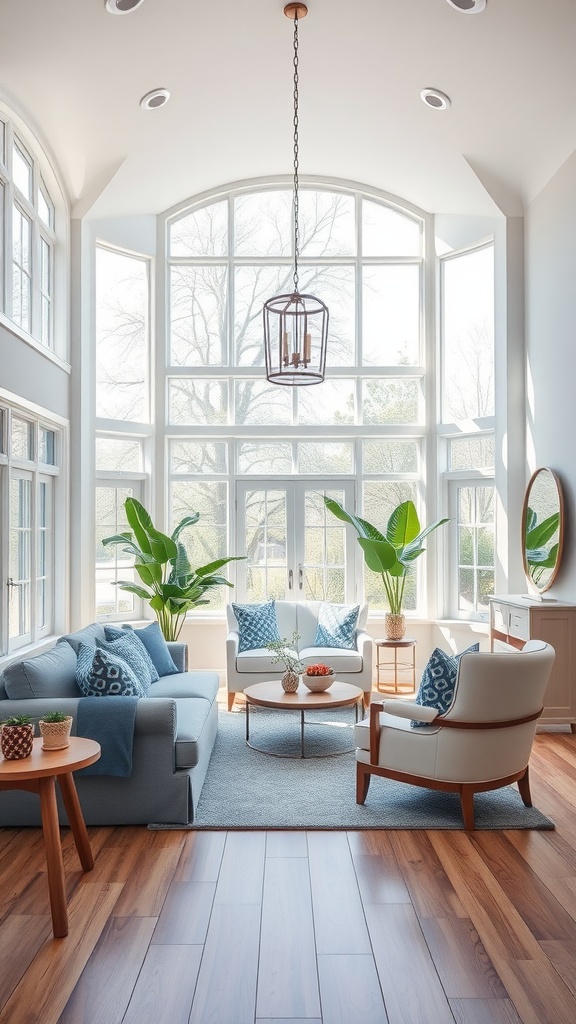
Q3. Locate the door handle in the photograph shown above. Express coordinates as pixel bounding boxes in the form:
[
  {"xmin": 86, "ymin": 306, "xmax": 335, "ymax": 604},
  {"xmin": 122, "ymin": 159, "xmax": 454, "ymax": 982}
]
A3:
[
  {"xmin": 288, "ymin": 569, "xmax": 293, "ymax": 590},
  {"xmin": 6, "ymin": 578, "xmax": 22, "ymax": 589},
  {"xmin": 298, "ymin": 566, "xmax": 303, "ymax": 590}
]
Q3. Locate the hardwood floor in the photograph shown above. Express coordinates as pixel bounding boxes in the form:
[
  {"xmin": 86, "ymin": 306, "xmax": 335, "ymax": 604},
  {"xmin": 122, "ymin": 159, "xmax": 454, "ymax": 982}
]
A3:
[{"xmin": 1, "ymin": 731, "xmax": 576, "ymax": 1024}]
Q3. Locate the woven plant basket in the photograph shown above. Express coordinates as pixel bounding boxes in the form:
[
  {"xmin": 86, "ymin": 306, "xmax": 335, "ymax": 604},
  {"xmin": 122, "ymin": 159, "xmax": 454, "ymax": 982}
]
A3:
[
  {"xmin": 1, "ymin": 723, "xmax": 34, "ymax": 760},
  {"xmin": 39, "ymin": 716, "xmax": 73, "ymax": 751},
  {"xmin": 385, "ymin": 612, "xmax": 406, "ymax": 641}
]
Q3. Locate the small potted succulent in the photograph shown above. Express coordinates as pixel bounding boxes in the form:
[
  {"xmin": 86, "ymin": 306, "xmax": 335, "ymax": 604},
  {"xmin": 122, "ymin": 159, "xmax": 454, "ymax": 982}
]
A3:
[
  {"xmin": 302, "ymin": 662, "xmax": 335, "ymax": 693},
  {"xmin": 0, "ymin": 715, "xmax": 35, "ymax": 760},
  {"xmin": 38, "ymin": 711, "xmax": 73, "ymax": 751}
]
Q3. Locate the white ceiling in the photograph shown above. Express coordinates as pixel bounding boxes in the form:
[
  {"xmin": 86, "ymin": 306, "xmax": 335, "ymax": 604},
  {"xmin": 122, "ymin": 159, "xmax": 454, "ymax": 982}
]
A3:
[{"xmin": 1, "ymin": 0, "xmax": 575, "ymax": 220}]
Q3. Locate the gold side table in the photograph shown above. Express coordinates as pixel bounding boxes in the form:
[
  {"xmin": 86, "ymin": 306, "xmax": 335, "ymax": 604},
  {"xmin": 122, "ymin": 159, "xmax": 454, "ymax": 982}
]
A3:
[{"xmin": 374, "ymin": 638, "xmax": 417, "ymax": 695}]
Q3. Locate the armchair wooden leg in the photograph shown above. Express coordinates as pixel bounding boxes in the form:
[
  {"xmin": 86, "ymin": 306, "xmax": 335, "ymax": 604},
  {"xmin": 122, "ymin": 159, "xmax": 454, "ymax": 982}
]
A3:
[
  {"xmin": 356, "ymin": 763, "xmax": 371, "ymax": 804},
  {"xmin": 517, "ymin": 765, "xmax": 532, "ymax": 807},
  {"xmin": 460, "ymin": 785, "xmax": 476, "ymax": 831},
  {"xmin": 227, "ymin": 693, "xmax": 236, "ymax": 712}
]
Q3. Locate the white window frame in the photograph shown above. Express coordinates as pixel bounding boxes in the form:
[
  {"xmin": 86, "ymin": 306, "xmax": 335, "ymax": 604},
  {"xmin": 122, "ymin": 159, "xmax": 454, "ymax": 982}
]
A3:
[
  {"xmin": 94, "ymin": 475, "xmax": 146, "ymax": 623},
  {"xmin": 0, "ymin": 120, "xmax": 57, "ymax": 351},
  {"xmin": 0, "ymin": 402, "xmax": 61, "ymax": 656}
]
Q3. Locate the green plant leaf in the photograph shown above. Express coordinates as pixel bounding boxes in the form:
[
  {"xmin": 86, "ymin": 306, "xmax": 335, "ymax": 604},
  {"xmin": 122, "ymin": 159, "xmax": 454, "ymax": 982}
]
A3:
[
  {"xmin": 124, "ymin": 497, "xmax": 154, "ymax": 555},
  {"xmin": 323, "ymin": 497, "xmax": 385, "ymax": 541},
  {"xmin": 402, "ymin": 517, "xmax": 450, "ymax": 561},
  {"xmin": 146, "ymin": 527, "xmax": 178, "ymax": 563},
  {"xmin": 525, "ymin": 512, "xmax": 559, "ymax": 550},
  {"xmin": 112, "ymin": 582, "xmax": 153, "ymax": 600},
  {"xmin": 195, "ymin": 556, "xmax": 245, "ymax": 577},
  {"xmin": 135, "ymin": 561, "xmax": 163, "ymax": 587},
  {"xmin": 172, "ymin": 541, "xmax": 192, "ymax": 579},
  {"xmin": 101, "ymin": 532, "xmax": 138, "ymax": 552},
  {"xmin": 358, "ymin": 537, "xmax": 397, "ymax": 574},
  {"xmin": 527, "ymin": 542, "xmax": 558, "ymax": 569},
  {"xmin": 171, "ymin": 514, "xmax": 200, "ymax": 543},
  {"xmin": 386, "ymin": 501, "xmax": 421, "ymax": 547}
]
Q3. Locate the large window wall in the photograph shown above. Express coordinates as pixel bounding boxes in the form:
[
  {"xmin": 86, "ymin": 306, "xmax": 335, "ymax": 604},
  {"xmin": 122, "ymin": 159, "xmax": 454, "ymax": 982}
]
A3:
[
  {"xmin": 164, "ymin": 183, "xmax": 428, "ymax": 612},
  {"xmin": 93, "ymin": 182, "xmax": 496, "ymax": 623}
]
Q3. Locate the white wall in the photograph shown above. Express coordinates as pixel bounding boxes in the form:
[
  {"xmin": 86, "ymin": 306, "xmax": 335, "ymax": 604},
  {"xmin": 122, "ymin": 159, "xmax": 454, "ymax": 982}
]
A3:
[
  {"xmin": 0, "ymin": 325, "xmax": 69, "ymax": 419},
  {"xmin": 525, "ymin": 150, "xmax": 576, "ymax": 602}
]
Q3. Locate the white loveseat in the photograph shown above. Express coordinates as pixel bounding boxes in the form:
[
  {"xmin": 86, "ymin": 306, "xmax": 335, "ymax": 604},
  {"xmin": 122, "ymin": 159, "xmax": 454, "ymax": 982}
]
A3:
[{"xmin": 225, "ymin": 600, "xmax": 373, "ymax": 710}]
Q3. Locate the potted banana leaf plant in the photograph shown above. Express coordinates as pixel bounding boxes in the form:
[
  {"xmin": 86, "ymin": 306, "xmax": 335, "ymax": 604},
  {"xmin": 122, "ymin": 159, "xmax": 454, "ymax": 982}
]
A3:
[
  {"xmin": 324, "ymin": 497, "xmax": 449, "ymax": 640},
  {"xmin": 102, "ymin": 497, "xmax": 244, "ymax": 641}
]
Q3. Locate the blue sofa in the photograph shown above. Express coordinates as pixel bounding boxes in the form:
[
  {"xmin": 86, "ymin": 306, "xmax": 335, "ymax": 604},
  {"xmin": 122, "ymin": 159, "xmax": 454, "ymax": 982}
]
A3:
[{"xmin": 0, "ymin": 622, "xmax": 219, "ymax": 826}]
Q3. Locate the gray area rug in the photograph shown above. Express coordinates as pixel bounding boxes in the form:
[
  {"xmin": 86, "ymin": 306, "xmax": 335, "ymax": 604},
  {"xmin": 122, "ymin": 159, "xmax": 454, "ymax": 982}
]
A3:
[{"xmin": 192, "ymin": 707, "xmax": 555, "ymax": 830}]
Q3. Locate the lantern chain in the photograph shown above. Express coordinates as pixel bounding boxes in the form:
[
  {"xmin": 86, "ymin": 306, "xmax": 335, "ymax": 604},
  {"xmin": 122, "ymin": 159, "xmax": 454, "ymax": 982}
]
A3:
[{"xmin": 292, "ymin": 10, "xmax": 300, "ymax": 293}]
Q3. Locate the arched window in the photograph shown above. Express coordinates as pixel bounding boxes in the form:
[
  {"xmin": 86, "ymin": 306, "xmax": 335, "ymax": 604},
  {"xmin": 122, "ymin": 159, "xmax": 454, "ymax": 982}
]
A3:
[{"xmin": 161, "ymin": 181, "xmax": 430, "ymax": 613}]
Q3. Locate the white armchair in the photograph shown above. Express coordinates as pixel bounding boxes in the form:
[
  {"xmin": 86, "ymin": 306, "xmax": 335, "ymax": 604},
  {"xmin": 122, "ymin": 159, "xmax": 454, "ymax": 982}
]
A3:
[
  {"xmin": 354, "ymin": 639, "xmax": 555, "ymax": 830},
  {"xmin": 226, "ymin": 600, "xmax": 373, "ymax": 710}
]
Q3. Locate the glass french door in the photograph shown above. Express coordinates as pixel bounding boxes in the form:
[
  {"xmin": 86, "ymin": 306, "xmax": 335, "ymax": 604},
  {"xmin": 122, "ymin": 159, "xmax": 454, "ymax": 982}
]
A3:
[{"xmin": 235, "ymin": 480, "xmax": 356, "ymax": 604}]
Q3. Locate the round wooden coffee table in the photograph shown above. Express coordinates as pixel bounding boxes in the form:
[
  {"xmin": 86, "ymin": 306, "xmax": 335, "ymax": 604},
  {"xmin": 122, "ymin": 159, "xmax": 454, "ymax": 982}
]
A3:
[
  {"xmin": 243, "ymin": 680, "xmax": 364, "ymax": 758},
  {"xmin": 0, "ymin": 736, "xmax": 100, "ymax": 937}
]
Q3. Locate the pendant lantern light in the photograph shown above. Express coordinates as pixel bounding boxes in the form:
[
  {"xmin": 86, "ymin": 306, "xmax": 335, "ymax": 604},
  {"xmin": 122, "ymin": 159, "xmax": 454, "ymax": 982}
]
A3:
[{"xmin": 263, "ymin": 3, "xmax": 329, "ymax": 386}]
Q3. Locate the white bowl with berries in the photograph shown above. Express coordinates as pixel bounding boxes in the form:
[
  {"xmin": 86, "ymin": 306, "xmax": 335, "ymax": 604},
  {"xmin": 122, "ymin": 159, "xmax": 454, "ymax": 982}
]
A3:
[{"xmin": 302, "ymin": 663, "xmax": 335, "ymax": 692}]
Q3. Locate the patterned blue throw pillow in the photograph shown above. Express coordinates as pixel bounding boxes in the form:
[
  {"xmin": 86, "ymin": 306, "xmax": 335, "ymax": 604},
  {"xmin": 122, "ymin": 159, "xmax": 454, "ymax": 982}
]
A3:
[
  {"xmin": 76, "ymin": 643, "xmax": 148, "ymax": 698},
  {"xmin": 102, "ymin": 626, "xmax": 159, "ymax": 687},
  {"xmin": 232, "ymin": 600, "xmax": 281, "ymax": 653},
  {"xmin": 121, "ymin": 621, "xmax": 178, "ymax": 676},
  {"xmin": 411, "ymin": 643, "xmax": 480, "ymax": 728},
  {"xmin": 314, "ymin": 603, "xmax": 360, "ymax": 650}
]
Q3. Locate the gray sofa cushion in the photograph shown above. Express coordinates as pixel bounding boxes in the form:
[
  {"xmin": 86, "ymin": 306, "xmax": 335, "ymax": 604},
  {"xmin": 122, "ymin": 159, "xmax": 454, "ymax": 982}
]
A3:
[
  {"xmin": 60, "ymin": 622, "xmax": 106, "ymax": 653},
  {"xmin": 3, "ymin": 641, "xmax": 79, "ymax": 699},
  {"xmin": 149, "ymin": 671, "xmax": 220, "ymax": 702},
  {"xmin": 174, "ymin": 696, "xmax": 213, "ymax": 768}
]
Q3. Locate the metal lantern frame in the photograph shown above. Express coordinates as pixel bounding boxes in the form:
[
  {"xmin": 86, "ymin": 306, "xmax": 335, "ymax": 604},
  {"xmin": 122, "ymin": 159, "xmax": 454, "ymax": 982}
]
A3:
[{"xmin": 263, "ymin": 2, "xmax": 329, "ymax": 386}]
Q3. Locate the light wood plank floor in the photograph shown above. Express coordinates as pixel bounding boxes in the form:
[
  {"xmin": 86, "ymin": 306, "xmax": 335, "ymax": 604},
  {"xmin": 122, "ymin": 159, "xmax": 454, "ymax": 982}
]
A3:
[{"xmin": 1, "ymin": 730, "xmax": 576, "ymax": 1024}]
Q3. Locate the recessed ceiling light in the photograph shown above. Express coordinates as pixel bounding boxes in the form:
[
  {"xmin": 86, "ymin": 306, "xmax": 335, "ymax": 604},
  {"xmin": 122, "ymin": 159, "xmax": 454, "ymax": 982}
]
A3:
[
  {"xmin": 140, "ymin": 88, "xmax": 171, "ymax": 110},
  {"xmin": 105, "ymin": 0, "xmax": 146, "ymax": 14},
  {"xmin": 421, "ymin": 88, "xmax": 451, "ymax": 111},
  {"xmin": 445, "ymin": 0, "xmax": 486, "ymax": 12}
]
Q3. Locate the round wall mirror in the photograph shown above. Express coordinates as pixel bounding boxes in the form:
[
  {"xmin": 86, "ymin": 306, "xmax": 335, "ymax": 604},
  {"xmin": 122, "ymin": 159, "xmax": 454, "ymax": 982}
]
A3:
[{"xmin": 522, "ymin": 468, "xmax": 564, "ymax": 593}]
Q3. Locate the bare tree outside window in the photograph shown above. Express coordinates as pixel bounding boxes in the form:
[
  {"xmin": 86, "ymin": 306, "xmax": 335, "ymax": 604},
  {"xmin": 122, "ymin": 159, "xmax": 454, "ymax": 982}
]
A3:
[{"xmin": 95, "ymin": 248, "xmax": 149, "ymax": 423}]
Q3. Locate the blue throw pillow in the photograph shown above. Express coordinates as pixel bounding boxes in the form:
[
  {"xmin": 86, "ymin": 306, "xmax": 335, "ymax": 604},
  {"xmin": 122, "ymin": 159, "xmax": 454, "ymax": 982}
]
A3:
[
  {"xmin": 99, "ymin": 629, "xmax": 159, "ymax": 689},
  {"xmin": 121, "ymin": 621, "xmax": 179, "ymax": 677},
  {"xmin": 232, "ymin": 600, "xmax": 281, "ymax": 653},
  {"xmin": 314, "ymin": 603, "xmax": 359, "ymax": 650},
  {"xmin": 411, "ymin": 643, "xmax": 480, "ymax": 728},
  {"xmin": 76, "ymin": 643, "xmax": 148, "ymax": 698}
]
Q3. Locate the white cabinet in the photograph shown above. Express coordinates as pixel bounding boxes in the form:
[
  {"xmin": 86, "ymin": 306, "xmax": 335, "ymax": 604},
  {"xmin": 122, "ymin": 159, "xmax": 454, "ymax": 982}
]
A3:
[{"xmin": 489, "ymin": 595, "xmax": 576, "ymax": 730}]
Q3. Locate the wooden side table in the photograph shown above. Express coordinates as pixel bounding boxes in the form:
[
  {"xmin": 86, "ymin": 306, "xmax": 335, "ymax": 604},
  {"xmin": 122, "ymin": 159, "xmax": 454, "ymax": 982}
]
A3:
[
  {"xmin": 374, "ymin": 638, "xmax": 417, "ymax": 695},
  {"xmin": 0, "ymin": 736, "xmax": 101, "ymax": 937}
]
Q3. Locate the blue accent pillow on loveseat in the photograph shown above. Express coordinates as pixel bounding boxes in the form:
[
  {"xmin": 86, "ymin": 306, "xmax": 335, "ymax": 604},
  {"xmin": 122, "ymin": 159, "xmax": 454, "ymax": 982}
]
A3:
[{"xmin": 232, "ymin": 600, "xmax": 281, "ymax": 653}]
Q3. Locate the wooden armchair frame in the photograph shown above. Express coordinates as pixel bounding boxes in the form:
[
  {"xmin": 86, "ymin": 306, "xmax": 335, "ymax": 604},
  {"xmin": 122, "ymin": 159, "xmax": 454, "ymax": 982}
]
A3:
[{"xmin": 356, "ymin": 700, "xmax": 544, "ymax": 830}]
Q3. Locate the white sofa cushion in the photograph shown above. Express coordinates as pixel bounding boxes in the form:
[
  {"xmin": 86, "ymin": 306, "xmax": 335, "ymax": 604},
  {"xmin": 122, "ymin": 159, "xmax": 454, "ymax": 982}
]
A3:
[{"xmin": 300, "ymin": 646, "xmax": 362, "ymax": 672}]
